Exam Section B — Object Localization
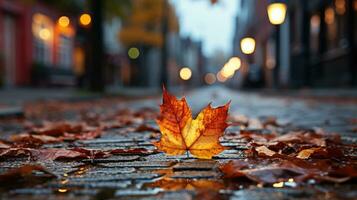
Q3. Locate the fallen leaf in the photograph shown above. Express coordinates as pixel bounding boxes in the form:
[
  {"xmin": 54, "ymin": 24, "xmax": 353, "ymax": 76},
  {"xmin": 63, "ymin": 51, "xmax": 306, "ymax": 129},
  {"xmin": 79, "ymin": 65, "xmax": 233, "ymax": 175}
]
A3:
[
  {"xmin": 0, "ymin": 164, "xmax": 56, "ymax": 188},
  {"xmin": 154, "ymin": 88, "xmax": 229, "ymax": 159},
  {"xmin": 255, "ymin": 146, "xmax": 277, "ymax": 157},
  {"xmin": 296, "ymin": 147, "xmax": 322, "ymax": 159},
  {"xmin": 110, "ymin": 148, "xmax": 153, "ymax": 155},
  {"xmin": 220, "ymin": 157, "xmax": 357, "ymax": 184},
  {"xmin": 0, "ymin": 140, "xmax": 11, "ymax": 148},
  {"xmin": 29, "ymin": 122, "xmax": 83, "ymax": 136}
]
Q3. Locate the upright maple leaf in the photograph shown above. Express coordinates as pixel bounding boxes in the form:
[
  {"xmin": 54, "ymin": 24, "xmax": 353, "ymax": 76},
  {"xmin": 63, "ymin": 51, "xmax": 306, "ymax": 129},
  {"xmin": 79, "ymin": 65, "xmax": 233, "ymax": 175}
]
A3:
[{"xmin": 154, "ymin": 88, "xmax": 229, "ymax": 159}]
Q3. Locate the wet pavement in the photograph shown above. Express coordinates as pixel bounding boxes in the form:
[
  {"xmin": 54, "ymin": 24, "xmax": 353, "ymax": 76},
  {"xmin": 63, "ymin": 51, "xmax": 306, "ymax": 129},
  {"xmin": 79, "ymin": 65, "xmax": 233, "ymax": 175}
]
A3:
[{"xmin": 0, "ymin": 86, "xmax": 357, "ymax": 200}]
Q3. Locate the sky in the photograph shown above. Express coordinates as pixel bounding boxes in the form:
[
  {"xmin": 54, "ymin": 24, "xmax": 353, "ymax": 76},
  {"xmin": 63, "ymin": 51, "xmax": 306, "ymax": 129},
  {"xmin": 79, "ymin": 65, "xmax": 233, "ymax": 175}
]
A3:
[{"xmin": 171, "ymin": 0, "xmax": 238, "ymax": 57}]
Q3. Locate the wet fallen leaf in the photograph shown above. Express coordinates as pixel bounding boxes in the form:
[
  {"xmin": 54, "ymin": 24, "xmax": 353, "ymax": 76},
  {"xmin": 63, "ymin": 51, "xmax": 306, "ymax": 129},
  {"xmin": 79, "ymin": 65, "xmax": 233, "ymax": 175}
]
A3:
[
  {"xmin": 110, "ymin": 148, "xmax": 153, "ymax": 155},
  {"xmin": 154, "ymin": 87, "xmax": 229, "ymax": 159},
  {"xmin": 147, "ymin": 179, "xmax": 224, "ymax": 191},
  {"xmin": 0, "ymin": 164, "xmax": 56, "ymax": 188},
  {"xmin": 255, "ymin": 146, "xmax": 276, "ymax": 157},
  {"xmin": 296, "ymin": 147, "xmax": 322, "ymax": 159},
  {"xmin": 0, "ymin": 140, "xmax": 11, "ymax": 148},
  {"xmin": 220, "ymin": 157, "xmax": 357, "ymax": 184}
]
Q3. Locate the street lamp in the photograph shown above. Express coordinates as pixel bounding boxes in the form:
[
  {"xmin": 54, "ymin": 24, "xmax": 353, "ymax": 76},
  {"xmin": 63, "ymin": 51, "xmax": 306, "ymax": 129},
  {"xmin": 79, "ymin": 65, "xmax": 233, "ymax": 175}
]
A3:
[
  {"xmin": 267, "ymin": 2, "xmax": 287, "ymax": 88},
  {"xmin": 267, "ymin": 3, "xmax": 287, "ymax": 25},
  {"xmin": 240, "ymin": 37, "xmax": 256, "ymax": 55},
  {"xmin": 179, "ymin": 67, "xmax": 192, "ymax": 81}
]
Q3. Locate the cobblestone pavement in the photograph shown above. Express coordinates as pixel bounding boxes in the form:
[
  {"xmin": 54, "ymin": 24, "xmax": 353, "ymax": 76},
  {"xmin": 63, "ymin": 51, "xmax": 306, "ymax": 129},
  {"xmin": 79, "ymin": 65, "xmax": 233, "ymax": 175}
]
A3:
[{"xmin": 0, "ymin": 86, "xmax": 357, "ymax": 200}]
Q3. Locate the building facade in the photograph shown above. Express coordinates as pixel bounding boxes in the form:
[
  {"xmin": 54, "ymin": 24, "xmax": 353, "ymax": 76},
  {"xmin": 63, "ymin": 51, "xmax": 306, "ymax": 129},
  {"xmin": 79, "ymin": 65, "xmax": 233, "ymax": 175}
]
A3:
[
  {"xmin": 232, "ymin": 0, "xmax": 357, "ymax": 88},
  {"xmin": 0, "ymin": 0, "xmax": 76, "ymax": 87}
]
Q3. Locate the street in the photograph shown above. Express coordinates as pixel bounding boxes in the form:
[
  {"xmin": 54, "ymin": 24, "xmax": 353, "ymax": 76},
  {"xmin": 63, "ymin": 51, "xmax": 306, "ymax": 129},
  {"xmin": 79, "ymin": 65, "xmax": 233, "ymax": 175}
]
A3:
[{"xmin": 0, "ymin": 86, "xmax": 356, "ymax": 200}]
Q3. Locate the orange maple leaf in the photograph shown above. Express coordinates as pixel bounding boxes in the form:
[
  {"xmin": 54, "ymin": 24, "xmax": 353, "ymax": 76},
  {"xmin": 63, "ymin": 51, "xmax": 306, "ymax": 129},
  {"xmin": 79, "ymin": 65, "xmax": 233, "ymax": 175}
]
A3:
[{"xmin": 154, "ymin": 88, "xmax": 229, "ymax": 159}]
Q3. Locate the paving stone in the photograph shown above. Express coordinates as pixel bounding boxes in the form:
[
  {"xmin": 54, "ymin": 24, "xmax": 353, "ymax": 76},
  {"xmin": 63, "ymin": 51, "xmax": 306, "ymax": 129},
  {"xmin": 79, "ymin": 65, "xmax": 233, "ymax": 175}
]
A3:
[
  {"xmin": 78, "ymin": 138, "xmax": 146, "ymax": 144},
  {"xmin": 49, "ymin": 181, "xmax": 131, "ymax": 189},
  {"xmin": 213, "ymin": 152, "xmax": 245, "ymax": 159},
  {"xmin": 170, "ymin": 171, "xmax": 219, "ymax": 179},
  {"xmin": 0, "ymin": 107, "xmax": 23, "ymax": 118},
  {"xmin": 173, "ymin": 160, "xmax": 217, "ymax": 171},
  {"xmin": 115, "ymin": 188, "xmax": 163, "ymax": 197},
  {"xmin": 230, "ymin": 188, "xmax": 316, "ymax": 200},
  {"xmin": 85, "ymin": 167, "xmax": 136, "ymax": 175},
  {"xmin": 69, "ymin": 172, "xmax": 163, "ymax": 182},
  {"xmin": 9, "ymin": 188, "xmax": 54, "ymax": 195},
  {"xmin": 101, "ymin": 161, "xmax": 176, "ymax": 168},
  {"xmin": 81, "ymin": 155, "xmax": 140, "ymax": 163}
]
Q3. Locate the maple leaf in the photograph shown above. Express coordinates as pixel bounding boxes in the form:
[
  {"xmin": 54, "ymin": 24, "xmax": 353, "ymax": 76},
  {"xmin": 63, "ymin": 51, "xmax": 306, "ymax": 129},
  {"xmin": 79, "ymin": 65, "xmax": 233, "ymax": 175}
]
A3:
[{"xmin": 153, "ymin": 88, "xmax": 229, "ymax": 159}]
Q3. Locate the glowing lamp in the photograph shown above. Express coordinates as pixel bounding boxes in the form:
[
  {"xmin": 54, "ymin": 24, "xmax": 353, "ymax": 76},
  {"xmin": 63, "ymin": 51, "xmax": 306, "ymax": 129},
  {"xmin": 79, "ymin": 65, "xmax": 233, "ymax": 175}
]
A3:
[
  {"xmin": 79, "ymin": 13, "xmax": 91, "ymax": 26},
  {"xmin": 240, "ymin": 37, "xmax": 256, "ymax": 55},
  {"xmin": 39, "ymin": 28, "xmax": 51, "ymax": 40},
  {"xmin": 179, "ymin": 67, "xmax": 192, "ymax": 80},
  {"xmin": 267, "ymin": 3, "xmax": 287, "ymax": 25},
  {"xmin": 58, "ymin": 16, "xmax": 70, "ymax": 27},
  {"xmin": 228, "ymin": 57, "xmax": 241, "ymax": 70}
]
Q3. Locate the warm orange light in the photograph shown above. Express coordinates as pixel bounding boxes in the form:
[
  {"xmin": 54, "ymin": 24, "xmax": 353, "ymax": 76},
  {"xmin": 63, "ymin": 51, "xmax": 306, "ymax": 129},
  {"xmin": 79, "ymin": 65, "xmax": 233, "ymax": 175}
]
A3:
[
  {"xmin": 58, "ymin": 16, "xmax": 70, "ymax": 27},
  {"xmin": 216, "ymin": 71, "xmax": 227, "ymax": 82},
  {"xmin": 240, "ymin": 37, "xmax": 256, "ymax": 54},
  {"xmin": 325, "ymin": 7, "xmax": 335, "ymax": 25},
  {"xmin": 335, "ymin": 0, "xmax": 346, "ymax": 15},
  {"xmin": 221, "ymin": 64, "xmax": 235, "ymax": 78},
  {"xmin": 354, "ymin": 0, "xmax": 357, "ymax": 11},
  {"xmin": 79, "ymin": 13, "xmax": 91, "ymax": 26},
  {"xmin": 228, "ymin": 57, "xmax": 241, "ymax": 70},
  {"xmin": 267, "ymin": 3, "xmax": 287, "ymax": 25},
  {"xmin": 58, "ymin": 188, "xmax": 68, "ymax": 193},
  {"xmin": 179, "ymin": 67, "xmax": 192, "ymax": 80},
  {"xmin": 39, "ymin": 28, "xmax": 51, "ymax": 40},
  {"xmin": 204, "ymin": 73, "xmax": 216, "ymax": 85}
]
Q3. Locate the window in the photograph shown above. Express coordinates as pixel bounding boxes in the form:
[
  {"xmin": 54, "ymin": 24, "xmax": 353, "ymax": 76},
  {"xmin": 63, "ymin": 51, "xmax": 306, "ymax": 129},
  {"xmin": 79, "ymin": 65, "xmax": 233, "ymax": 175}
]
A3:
[
  {"xmin": 32, "ymin": 13, "xmax": 54, "ymax": 65},
  {"xmin": 57, "ymin": 34, "xmax": 73, "ymax": 68}
]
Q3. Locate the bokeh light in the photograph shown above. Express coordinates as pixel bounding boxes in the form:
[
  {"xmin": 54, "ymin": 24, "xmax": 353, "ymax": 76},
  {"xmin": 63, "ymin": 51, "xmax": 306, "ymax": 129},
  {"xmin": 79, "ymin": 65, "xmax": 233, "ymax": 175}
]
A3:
[
  {"xmin": 58, "ymin": 16, "xmax": 70, "ymax": 27},
  {"xmin": 79, "ymin": 13, "xmax": 91, "ymax": 26},
  {"xmin": 204, "ymin": 73, "xmax": 216, "ymax": 85},
  {"xmin": 128, "ymin": 47, "xmax": 140, "ymax": 59},
  {"xmin": 325, "ymin": 7, "xmax": 335, "ymax": 25},
  {"xmin": 228, "ymin": 57, "xmax": 241, "ymax": 70},
  {"xmin": 216, "ymin": 71, "xmax": 227, "ymax": 82},
  {"xmin": 221, "ymin": 64, "xmax": 235, "ymax": 78},
  {"xmin": 179, "ymin": 67, "xmax": 192, "ymax": 80},
  {"xmin": 240, "ymin": 37, "xmax": 256, "ymax": 54},
  {"xmin": 335, "ymin": 0, "xmax": 346, "ymax": 15},
  {"xmin": 267, "ymin": 3, "xmax": 287, "ymax": 25},
  {"xmin": 39, "ymin": 28, "xmax": 51, "ymax": 40}
]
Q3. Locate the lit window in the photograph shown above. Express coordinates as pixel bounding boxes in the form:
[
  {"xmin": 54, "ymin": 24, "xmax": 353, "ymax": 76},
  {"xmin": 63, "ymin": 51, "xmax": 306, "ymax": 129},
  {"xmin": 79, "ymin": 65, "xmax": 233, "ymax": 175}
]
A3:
[{"xmin": 32, "ymin": 13, "xmax": 54, "ymax": 65}]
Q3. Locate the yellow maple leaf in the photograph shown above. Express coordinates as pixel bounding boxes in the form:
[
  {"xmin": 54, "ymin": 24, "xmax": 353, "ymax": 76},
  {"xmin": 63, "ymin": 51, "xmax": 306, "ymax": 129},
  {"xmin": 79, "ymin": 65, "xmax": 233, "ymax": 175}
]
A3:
[{"xmin": 153, "ymin": 88, "xmax": 229, "ymax": 159}]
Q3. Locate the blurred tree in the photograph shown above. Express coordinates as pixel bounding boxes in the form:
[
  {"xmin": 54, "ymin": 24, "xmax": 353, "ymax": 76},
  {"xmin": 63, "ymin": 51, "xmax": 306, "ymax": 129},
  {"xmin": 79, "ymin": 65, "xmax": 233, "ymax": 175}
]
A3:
[
  {"xmin": 119, "ymin": 0, "xmax": 178, "ymax": 47},
  {"xmin": 119, "ymin": 0, "xmax": 179, "ymax": 87}
]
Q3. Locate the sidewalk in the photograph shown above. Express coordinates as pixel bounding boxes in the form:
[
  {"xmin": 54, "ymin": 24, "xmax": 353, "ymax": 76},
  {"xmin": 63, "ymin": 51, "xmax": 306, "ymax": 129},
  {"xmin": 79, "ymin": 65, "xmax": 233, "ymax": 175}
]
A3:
[{"xmin": 0, "ymin": 86, "xmax": 356, "ymax": 199}]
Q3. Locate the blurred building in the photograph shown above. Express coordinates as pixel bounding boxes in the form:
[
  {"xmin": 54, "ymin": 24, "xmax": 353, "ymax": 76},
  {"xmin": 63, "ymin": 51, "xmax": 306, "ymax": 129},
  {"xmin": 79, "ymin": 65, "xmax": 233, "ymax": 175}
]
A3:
[
  {"xmin": 177, "ymin": 37, "xmax": 205, "ymax": 86},
  {"xmin": 232, "ymin": 0, "xmax": 357, "ymax": 88},
  {"xmin": 232, "ymin": 0, "xmax": 272, "ymax": 88},
  {"xmin": 0, "ymin": 0, "xmax": 77, "ymax": 87}
]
